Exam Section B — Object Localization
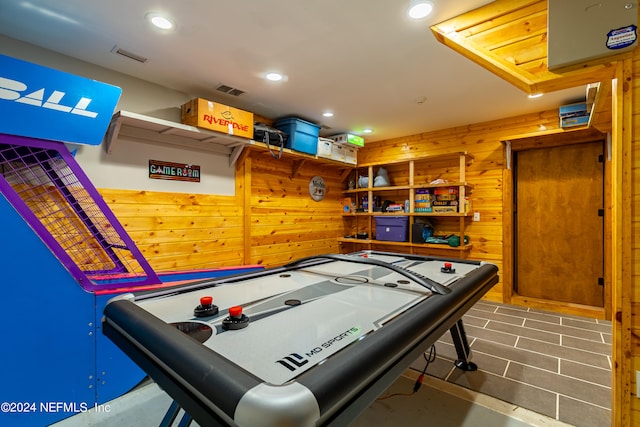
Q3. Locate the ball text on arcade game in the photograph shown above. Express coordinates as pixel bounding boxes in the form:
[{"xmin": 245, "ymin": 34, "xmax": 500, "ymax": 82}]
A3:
[{"xmin": 0, "ymin": 76, "xmax": 100, "ymax": 118}]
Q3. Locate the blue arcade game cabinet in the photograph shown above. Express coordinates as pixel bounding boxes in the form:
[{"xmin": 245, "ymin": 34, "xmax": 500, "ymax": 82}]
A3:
[{"xmin": 0, "ymin": 54, "xmax": 260, "ymax": 426}]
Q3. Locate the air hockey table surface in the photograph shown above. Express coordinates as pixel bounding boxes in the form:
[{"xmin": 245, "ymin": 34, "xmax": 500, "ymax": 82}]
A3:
[{"xmin": 103, "ymin": 251, "xmax": 499, "ymax": 427}]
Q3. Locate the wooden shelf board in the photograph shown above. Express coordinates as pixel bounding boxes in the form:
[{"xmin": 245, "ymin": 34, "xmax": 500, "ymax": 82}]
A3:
[
  {"xmin": 343, "ymin": 182, "xmax": 474, "ymax": 195},
  {"xmin": 343, "ymin": 212, "xmax": 471, "ymax": 217},
  {"xmin": 104, "ymin": 110, "xmax": 251, "ymax": 166},
  {"xmin": 357, "ymin": 151, "xmax": 473, "ymax": 168},
  {"xmin": 338, "ymin": 238, "xmax": 472, "ymax": 251},
  {"xmin": 105, "ymin": 111, "xmax": 358, "ymax": 170},
  {"xmin": 413, "ymin": 181, "xmax": 474, "ymax": 190}
]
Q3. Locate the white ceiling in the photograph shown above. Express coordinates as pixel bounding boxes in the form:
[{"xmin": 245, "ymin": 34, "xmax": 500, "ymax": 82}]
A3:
[{"xmin": 0, "ymin": 0, "xmax": 586, "ymax": 143}]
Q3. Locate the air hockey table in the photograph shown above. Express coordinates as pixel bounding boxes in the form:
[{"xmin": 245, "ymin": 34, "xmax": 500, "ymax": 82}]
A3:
[{"xmin": 102, "ymin": 251, "xmax": 499, "ymax": 426}]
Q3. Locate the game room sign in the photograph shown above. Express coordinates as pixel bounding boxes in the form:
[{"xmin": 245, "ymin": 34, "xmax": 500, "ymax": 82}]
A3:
[{"xmin": 149, "ymin": 160, "xmax": 200, "ymax": 182}]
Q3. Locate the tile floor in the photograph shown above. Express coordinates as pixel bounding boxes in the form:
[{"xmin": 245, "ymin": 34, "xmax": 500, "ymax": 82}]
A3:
[
  {"xmin": 352, "ymin": 373, "xmax": 572, "ymax": 427},
  {"xmin": 410, "ymin": 300, "xmax": 612, "ymax": 427},
  {"xmin": 58, "ymin": 375, "xmax": 564, "ymax": 427},
  {"xmin": 55, "ymin": 300, "xmax": 612, "ymax": 427}
]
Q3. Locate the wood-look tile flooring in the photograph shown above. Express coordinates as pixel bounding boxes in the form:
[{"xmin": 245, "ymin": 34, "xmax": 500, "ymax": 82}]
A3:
[
  {"xmin": 56, "ymin": 301, "xmax": 611, "ymax": 427},
  {"xmin": 410, "ymin": 300, "xmax": 612, "ymax": 427}
]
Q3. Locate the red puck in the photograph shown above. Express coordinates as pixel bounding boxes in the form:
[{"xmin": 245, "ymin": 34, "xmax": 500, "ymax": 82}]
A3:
[
  {"xmin": 229, "ymin": 305, "xmax": 243, "ymax": 317},
  {"xmin": 444, "ymin": 262, "xmax": 452, "ymax": 269},
  {"xmin": 200, "ymin": 296, "xmax": 213, "ymax": 306}
]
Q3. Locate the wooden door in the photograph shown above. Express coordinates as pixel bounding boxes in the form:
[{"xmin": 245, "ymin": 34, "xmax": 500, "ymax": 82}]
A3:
[{"xmin": 515, "ymin": 141, "xmax": 604, "ymax": 307}]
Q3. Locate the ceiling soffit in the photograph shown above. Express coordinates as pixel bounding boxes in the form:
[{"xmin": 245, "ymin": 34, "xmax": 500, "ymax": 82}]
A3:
[{"xmin": 430, "ymin": 0, "xmax": 626, "ymax": 95}]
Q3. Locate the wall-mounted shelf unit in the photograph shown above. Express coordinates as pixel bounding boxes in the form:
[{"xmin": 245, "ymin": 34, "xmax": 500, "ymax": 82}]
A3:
[
  {"xmin": 104, "ymin": 111, "xmax": 358, "ymax": 174},
  {"xmin": 340, "ymin": 152, "xmax": 474, "ymax": 255},
  {"xmin": 242, "ymin": 141, "xmax": 355, "ymax": 178},
  {"xmin": 103, "ymin": 110, "xmax": 252, "ymax": 166}
]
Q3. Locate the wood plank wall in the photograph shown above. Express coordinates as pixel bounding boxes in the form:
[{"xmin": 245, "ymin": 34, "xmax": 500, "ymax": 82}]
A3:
[
  {"xmin": 100, "ymin": 106, "xmax": 584, "ymax": 301},
  {"xmin": 245, "ymin": 151, "xmax": 348, "ymax": 266},
  {"xmin": 628, "ymin": 53, "xmax": 640, "ymax": 426},
  {"xmin": 355, "ymin": 108, "xmax": 572, "ymax": 302},
  {"xmin": 99, "ymin": 189, "xmax": 247, "ymax": 271},
  {"xmin": 99, "ymin": 150, "xmax": 350, "ymax": 271}
]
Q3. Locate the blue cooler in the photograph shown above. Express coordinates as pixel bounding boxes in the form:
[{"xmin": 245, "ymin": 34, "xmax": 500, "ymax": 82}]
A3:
[{"xmin": 274, "ymin": 117, "xmax": 320, "ymax": 155}]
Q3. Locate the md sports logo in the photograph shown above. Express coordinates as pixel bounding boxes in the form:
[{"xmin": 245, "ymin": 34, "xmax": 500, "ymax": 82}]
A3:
[
  {"xmin": 276, "ymin": 353, "xmax": 309, "ymax": 372},
  {"xmin": 275, "ymin": 327, "xmax": 361, "ymax": 372},
  {"xmin": 0, "ymin": 77, "xmax": 99, "ymax": 118}
]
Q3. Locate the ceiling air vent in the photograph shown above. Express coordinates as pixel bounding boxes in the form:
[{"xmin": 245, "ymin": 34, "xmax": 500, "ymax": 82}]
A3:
[
  {"xmin": 216, "ymin": 84, "xmax": 244, "ymax": 96},
  {"xmin": 111, "ymin": 46, "xmax": 148, "ymax": 63},
  {"xmin": 227, "ymin": 88, "xmax": 245, "ymax": 96}
]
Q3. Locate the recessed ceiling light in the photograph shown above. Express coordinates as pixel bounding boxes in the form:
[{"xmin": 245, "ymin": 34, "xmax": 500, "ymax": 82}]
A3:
[
  {"xmin": 362, "ymin": 128, "xmax": 373, "ymax": 134},
  {"xmin": 147, "ymin": 12, "xmax": 173, "ymax": 30},
  {"xmin": 528, "ymin": 93, "xmax": 543, "ymax": 99},
  {"xmin": 265, "ymin": 72, "xmax": 284, "ymax": 82},
  {"xmin": 407, "ymin": 1, "xmax": 434, "ymax": 19},
  {"xmin": 323, "ymin": 112, "xmax": 334, "ymax": 117},
  {"xmin": 146, "ymin": 13, "xmax": 174, "ymax": 30}
]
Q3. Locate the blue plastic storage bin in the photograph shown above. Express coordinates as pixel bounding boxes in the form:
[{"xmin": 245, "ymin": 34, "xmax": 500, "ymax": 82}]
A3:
[{"xmin": 274, "ymin": 117, "xmax": 320, "ymax": 155}]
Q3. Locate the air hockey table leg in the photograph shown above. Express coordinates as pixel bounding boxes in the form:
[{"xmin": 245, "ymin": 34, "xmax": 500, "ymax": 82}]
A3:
[
  {"xmin": 160, "ymin": 400, "xmax": 193, "ymax": 427},
  {"xmin": 449, "ymin": 319, "xmax": 477, "ymax": 371}
]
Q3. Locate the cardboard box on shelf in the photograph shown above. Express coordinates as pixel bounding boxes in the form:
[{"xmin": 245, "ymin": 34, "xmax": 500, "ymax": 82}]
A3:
[
  {"xmin": 432, "ymin": 206, "xmax": 458, "ymax": 214},
  {"xmin": 317, "ymin": 137, "xmax": 334, "ymax": 159},
  {"xmin": 432, "ymin": 200, "xmax": 459, "ymax": 207},
  {"xmin": 433, "ymin": 187, "xmax": 458, "ymax": 196},
  {"xmin": 181, "ymin": 98, "xmax": 254, "ymax": 139},
  {"xmin": 342, "ymin": 145, "xmax": 357, "ymax": 164}
]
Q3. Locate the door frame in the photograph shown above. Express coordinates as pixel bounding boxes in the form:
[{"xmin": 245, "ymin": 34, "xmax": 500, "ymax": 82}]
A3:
[{"xmin": 501, "ymin": 127, "xmax": 611, "ymax": 320}]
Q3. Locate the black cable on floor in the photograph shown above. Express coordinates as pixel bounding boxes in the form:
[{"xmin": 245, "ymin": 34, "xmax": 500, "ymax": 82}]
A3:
[
  {"xmin": 413, "ymin": 344, "xmax": 436, "ymax": 393},
  {"xmin": 376, "ymin": 345, "xmax": 437, "ymax": 400}
]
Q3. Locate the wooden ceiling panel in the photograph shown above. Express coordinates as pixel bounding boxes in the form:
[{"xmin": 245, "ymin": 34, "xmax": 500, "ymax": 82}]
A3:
[
  {"xmin": 468, "ymin": 10, "xmax": 547, "ymax": 52},
  {"xmin": 431, "ymin": 0, "xmax": 621, "ymax": 95},
  {"xmin": 456, "ymin": 1, "xmax": 547, "ymax": 38},
  {"xmin": 493, "ymin": 34, "xmax": 547, "ymax": 67}
]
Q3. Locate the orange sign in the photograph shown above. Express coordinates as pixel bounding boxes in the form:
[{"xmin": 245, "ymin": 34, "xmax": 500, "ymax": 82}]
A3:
[{"xmin": 181, "ymin": 98, "xmax": 254, "ymax": 139}]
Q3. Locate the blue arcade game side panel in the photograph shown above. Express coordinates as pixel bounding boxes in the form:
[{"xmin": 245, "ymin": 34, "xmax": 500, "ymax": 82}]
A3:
[
  {"xmin": 0, "ymin": 52, "xmax": 266, "ymax": 426},
  {"xmin": 0, "ymin": 54, "xmax": 149, "ymax": 426},
  {"xmin": 0, "ymin": 193, "xmax": 97, "ymax": 426}
]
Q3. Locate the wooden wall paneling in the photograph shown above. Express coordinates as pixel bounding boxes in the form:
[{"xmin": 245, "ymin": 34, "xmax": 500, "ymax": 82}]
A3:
[
  {"xmin": 248, "ymin": 152, "xmax": 344, "ymax": 267},
  {"xmin": 100, "ymin": 189, "xmax": 245, "ymax": 271},
  {"xmin": 356, "ymin": 124, "xmax": 512, "ymax": 301},
  {"xmin": 356, "ymin": 106, "xmax": 621, "ymax": 310},
  {"xmin": 612, "ymin": 57, "xmax": 633, "ymax": 427},
  {"xmin": 624, "ymin": 53, "xmax": 639, "ymax": 426}
]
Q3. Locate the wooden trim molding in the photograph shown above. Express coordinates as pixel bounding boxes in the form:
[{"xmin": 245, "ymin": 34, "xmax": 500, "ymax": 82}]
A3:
[{"xmin": 611, "ymin": 57, "xmax": 633, "ymax": 427}]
